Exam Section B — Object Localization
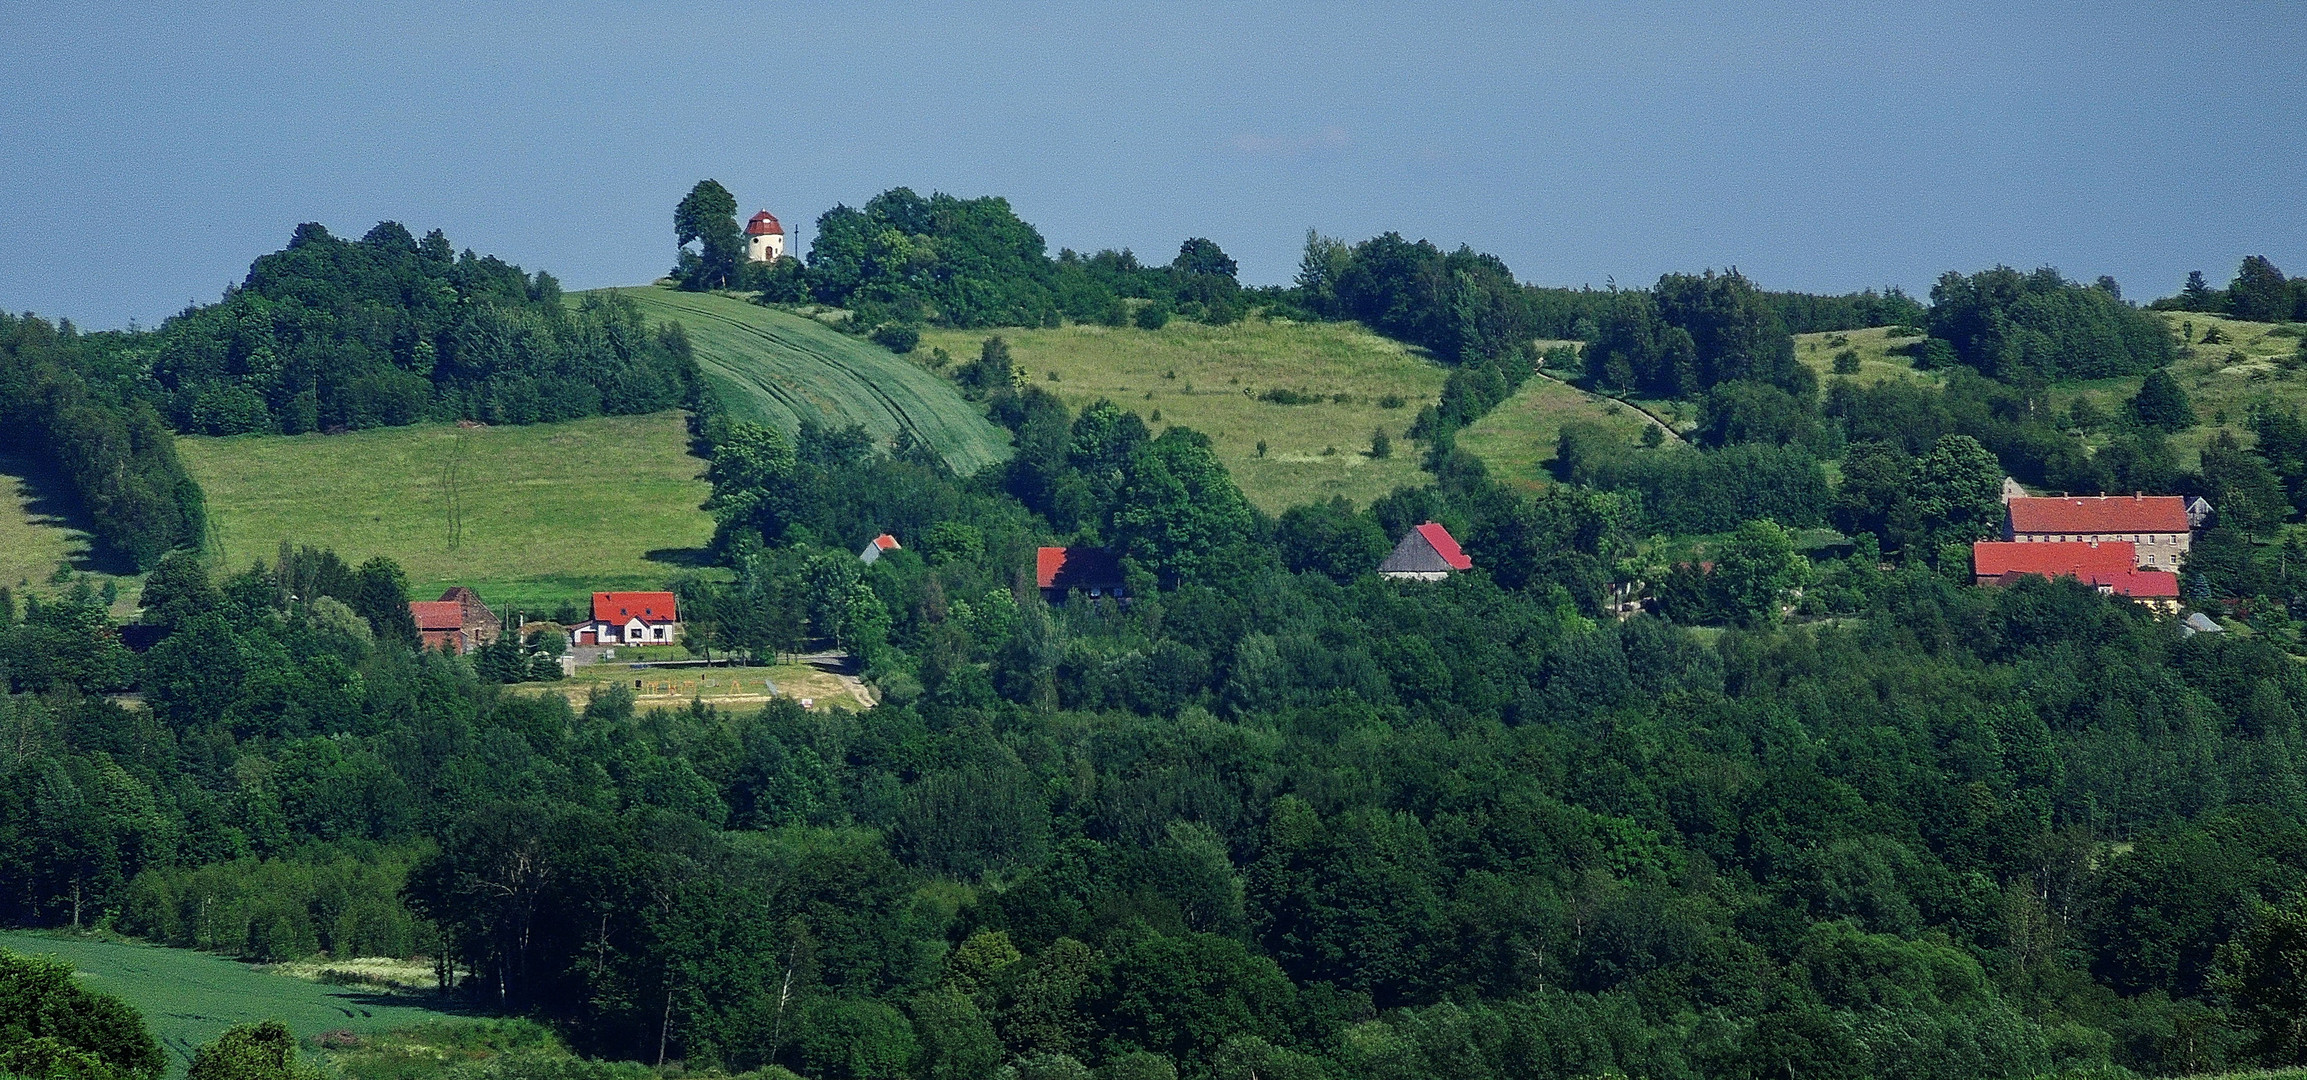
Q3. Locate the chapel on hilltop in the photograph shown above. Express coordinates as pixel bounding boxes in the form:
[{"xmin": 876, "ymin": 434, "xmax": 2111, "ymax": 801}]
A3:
[{"xmin": 746, "ymin": 211, "xmax": 785, "ymax": 262}]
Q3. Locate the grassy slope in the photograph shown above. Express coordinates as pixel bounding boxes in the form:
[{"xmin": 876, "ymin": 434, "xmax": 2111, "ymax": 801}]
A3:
[
  {"xmin": 179, "ymin": 411, "xmax": 713, "ymax": 611},
  {"xmin": 592, "ymin": 287, "xmax": 1011, "ymax": 476},
  {"xmin": 1457, "ymin": 374, "xmax": 1659, "ymax": 491},
  {"xmin": 1794, "ymin": 325, "xmax": 1943, "ymax": 387},
  {"xmin": 918, "ymin": 316, "xmax": 1446, "ymax": 511},
  {"xmin": 0, "ymin": 932, "xmax": 459, "ymax": 1076},
  {"xmin": 0, "ymin": 454, "xmax": 92, "ymax": 591},
  {"xmin": 0, "ymin": 453, "xmax": 144, "ymax": 614},
  {"xmin": 2042, "ymin": 312, "xmax": 2305, "ymax": 468}
]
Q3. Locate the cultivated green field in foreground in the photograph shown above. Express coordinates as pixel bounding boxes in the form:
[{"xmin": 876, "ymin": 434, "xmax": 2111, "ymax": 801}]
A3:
[
  {"xmin": 920, "ymin": 316, "xmax": 1449, "ymax": 511},
  {"xmin": 178, "ymin": 411, "xmax": 714, "ymax": 611},
  {"xmin": 589, "ymin": 287, "xmax": 1012, "ymax": 476},
  {"xmin": 0, "ymin": 932, "xmax": 459, "ymax": 1076}
]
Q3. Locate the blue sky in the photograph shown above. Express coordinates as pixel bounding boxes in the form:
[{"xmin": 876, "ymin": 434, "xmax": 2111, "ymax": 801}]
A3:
[{"xmin": 3, "ymin": 1, "xmax": 2302, "ymax": 328}]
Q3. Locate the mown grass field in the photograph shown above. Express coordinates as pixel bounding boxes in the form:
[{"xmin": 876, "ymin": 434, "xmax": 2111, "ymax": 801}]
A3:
[
  {"xmin": 178, "ymin": 411, "xmax": 714, "ymax": 612},
  {"xmin": 0, "ymin": 932, "xmax": 462, "ymax": 1076},
  {"xmin": 591, "ymin": 287, "xmax": 1012, "ymax": 476},
  {"xmin": 918, "ymin": 316, "xmax": 1447, "ymax": 511},
  {"xmin": 1457, "ymin": 374, "xmax": 1661, "ymax": 491}
]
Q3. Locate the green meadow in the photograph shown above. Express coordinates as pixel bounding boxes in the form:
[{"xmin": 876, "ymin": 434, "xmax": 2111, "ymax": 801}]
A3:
[
  {"xmin": 2041, "ymin": 312, "xmax": 2305, "ymax": 469},
  {"xmin": 177, "ymin": 411, "xmax": 715, "ymax": 612},
  {"xmin": 1794, "ymin": 324, "xmax": 1943, "ymax": 386},
  {"xmin": 0, "ymin": 932, "xmax": 461, "ymax": 1076},
  {"xmin": 918, "ymin": 315, "xmax": 1448, "ymax": 511},
  {"xmin": 592, "ymin": 287, "xmax": 1012, "ymax": 476},
  {"xmin": 1457, "ymin": 374, "xmax": 1664, "ymax": 491}
]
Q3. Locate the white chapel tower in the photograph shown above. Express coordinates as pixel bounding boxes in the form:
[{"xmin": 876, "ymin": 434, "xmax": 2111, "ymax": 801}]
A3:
[{"xmin": 745, "ymin": 211, "xmax": 785, "ymax": 262}]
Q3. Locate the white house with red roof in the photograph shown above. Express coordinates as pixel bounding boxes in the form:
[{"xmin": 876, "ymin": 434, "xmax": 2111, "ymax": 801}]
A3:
[
  {"xmin": 572, "ymin": 591, "xmax": 681, "ymax": 646},
  {"xmin": 859, "ymin": 533, "xmax": 901, "ymax": 565},
  {"xmin": 745, "ymin": 211, "xmax": 785, "ymax": 262},
  {"xmin": 2004, "ymin": 495, "xmax": 2193, "ymax": 570},
  {"xmin": 1380, "ymin": 522, "xmax": 1473, "ymax": 581}
]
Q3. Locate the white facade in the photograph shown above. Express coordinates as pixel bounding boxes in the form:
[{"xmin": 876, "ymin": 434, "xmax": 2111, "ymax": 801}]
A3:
[{"xmin": 747, "ymin": 231, "xmax": 785, "ymax": 263}]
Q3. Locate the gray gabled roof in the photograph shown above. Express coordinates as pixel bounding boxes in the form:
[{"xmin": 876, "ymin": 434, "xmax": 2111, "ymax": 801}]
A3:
[{"xmin": 1379, "ymin": 530, "xmax": 1453, "ymax": 574}]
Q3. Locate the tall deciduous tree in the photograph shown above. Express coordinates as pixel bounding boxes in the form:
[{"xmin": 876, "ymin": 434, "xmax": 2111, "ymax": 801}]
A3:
[
  {"xmin": 674, "ymin": 180, "xmax": 744, "ymax": 291},
  {"xmin": 2130, "ymin": 368, "xmax": 2196, "ymax": 432}
]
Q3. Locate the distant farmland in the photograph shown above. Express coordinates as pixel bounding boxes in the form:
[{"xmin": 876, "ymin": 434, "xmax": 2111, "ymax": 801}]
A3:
[
  {"xmin": 592, "ymin": 287, "xmax": 1012, "ymax": 476},
  {"xmin": 178, "ymin": 411, "xmax": 714, "ymax": 611}
]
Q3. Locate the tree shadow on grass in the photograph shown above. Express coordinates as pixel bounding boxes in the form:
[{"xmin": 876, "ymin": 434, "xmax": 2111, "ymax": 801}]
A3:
[
  {"xmin": 644, "ymin": 546, "xmax": 716, "ymax": 569},
  {"xmin": 0, "ymin": 450, "xmax": 136, "ymax": 576}
]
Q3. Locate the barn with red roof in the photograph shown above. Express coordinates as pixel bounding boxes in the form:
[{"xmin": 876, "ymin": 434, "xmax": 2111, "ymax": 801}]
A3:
[
  {"xmin": 1380, "ymin": 522, "xmax": 1473, "ymax": 581},
  {"xmin": 407, "ymin": 586, "xmax": 502, "ymax": 655}
]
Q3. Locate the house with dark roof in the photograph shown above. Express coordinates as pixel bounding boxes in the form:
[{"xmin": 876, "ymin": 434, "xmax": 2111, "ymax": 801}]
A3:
[
  {"xmin": 408, "ymin": 587, "xmax": 502, "ymax": 655},
  {"xmin": 1036, "ymin": 547, "xmax": 1125, "ymax": 603},
  {"xmin": 1379, "ymin": 522, "xmax": 1473, "ymax": 581},
  {"xmin": 571, "ymin": 591, "xmax": 680, "ymax": 646},
  {"xmin": 2004, "ymin": 495, "xmax": 2192, "ymax": 570}
]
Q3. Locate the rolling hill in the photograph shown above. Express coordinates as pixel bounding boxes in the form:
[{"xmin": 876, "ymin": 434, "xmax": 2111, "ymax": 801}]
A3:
[{"xmin": 590, "ymin": 287, "xmax": 1012, "ymax": 476}]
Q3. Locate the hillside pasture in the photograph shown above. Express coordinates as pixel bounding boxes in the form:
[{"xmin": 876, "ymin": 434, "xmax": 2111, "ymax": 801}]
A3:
[
  {"xmin": 2045, "ymin": 313, "xmax": 2305, "ymax": 468},
  {"xmin": 0, "ymin": 453, "xmax": 142, "ymax": 613},
  {"xmin": 1795, "ymin": 325, "xmax": 1941, "ymax": 386},
  {"xmin": 0, "ymin": 932, "xmax": 460, "ymax": 1076},
  {"xmin": 918, "ymin": 316, "xmax": 1447, "ymax": 511},
  {"xmin": 593, "ymin": 287, "xmax": 1011, "ymax": 476},
  {"xmin": 178, "ymin": 411, "xmax": 714, "ymax": 611},
  {"xmin": 1457, "ymin": 375, "xmax": 1661, "ymax": 491}
]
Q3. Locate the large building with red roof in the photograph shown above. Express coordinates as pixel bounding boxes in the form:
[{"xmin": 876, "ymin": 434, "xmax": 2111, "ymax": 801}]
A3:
[
  {"xmin": 572, "ymin": 591, "xmax": 681, "ymax": 646},
  {"xmin": 2004, "ymin": 494, "xmax": 2192, "ymax": 570},
  {"xmin": 1971, "ymin": 539, "xmax": 2181, "ymax": 612}
]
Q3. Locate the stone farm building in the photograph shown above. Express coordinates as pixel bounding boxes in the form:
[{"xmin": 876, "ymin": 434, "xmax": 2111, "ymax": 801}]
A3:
[
  {"xmin": 2004, "ymin": 495, "xmax": 2192, "ymax": 571},
  {"xmin": 571, "ymin": 591, "xmax": 681, "ymax": 646},
  {"xmin": 408, "ymin": 586, "xmax": 502, "ymax": 655}
]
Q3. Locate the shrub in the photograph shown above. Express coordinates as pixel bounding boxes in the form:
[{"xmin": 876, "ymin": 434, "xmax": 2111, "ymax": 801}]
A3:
[
  {"xmin": 1378, "ymin": 393, "xmax": 1406, "ymax": 409},
  {"xmin": 1135, "ymin": 302, "xmax": 1172, "ymax": 330},
  {"xmin": 871, "ymin": 323, "xmax": 920, "ymax": 353},
  {"xmin": 1832, "ymin": 349, "xmax": 1862, "ymax": 374}
]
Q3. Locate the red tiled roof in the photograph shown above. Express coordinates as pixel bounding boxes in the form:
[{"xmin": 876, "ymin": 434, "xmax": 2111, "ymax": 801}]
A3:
[
  {"xmin": 409, "ymin": 600, "xmax": 463, "ymax": 631},
  {"xmin": 1415, "ymin": 522, "xmax": 1474, "ymax": 571},
  {"xmin": 872, "ymin": 533, "xmax": 900, "ymax": 550},
  {"xmin": 2007, "ymin": 495, "xmax": 2188, "ymax": 535},
  {"xmin": 1037, "ymin": 547, "xmax": 1123, "ymax": 590},
  {"xmin": 745, "ymin": 211, "xmax": 783, "ymax": 236},
  {"xmin": 592, "ymin": 591, "xmax": 678, "ymax": 623},
  {"xmin": 1972, "ymin": 540, "xmax": 2137, "ymax": 578},
  {"xmin": 2087, "ymin": 569, "xmax": 2180, "ymax": 599}
]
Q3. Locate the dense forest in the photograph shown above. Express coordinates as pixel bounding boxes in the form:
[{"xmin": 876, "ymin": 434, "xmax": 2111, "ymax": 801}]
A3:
[{"xmin": 10, "ymin": 185, "xmax": 2307, "ymax": 1080}]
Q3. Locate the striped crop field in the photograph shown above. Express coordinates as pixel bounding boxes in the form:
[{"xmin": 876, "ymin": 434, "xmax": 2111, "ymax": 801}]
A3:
[{"xmin": 589, "ymin": 287, "xmax": 1012, "ymax": 476}]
